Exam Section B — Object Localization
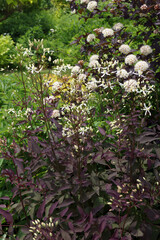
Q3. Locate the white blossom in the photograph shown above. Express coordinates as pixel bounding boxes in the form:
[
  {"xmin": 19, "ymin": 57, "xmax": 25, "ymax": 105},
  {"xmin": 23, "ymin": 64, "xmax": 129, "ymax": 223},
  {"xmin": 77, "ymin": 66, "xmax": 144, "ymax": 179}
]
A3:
[
  {"xmin": 51, "ymin": 110, "xmax": 60, "ymax": 118},
  {"xmin": 119, "ymin": 44, "xmax": 131, "ymax": 54},
  {"xmin": 88, "ymin": 60, "xmax": 100, "ymax": 68},
  {"xmin": 125, "ymin": 54, "xmax": 138, "ymax": 65},
  {"xmin": 71, "ymin": 66, "xmax": 81, "ymax": 75},
  {"xmin": 43, "ymin": 96, "xmax": 55, "ymax": 104},
  {"xmin": 26, "ymin": 64, "xmax": 43, "ymax": 74},
  {"xmin": 140, "ymin": 4, "xmax": 148, "ymax": 10},
  {"xmin": 117, "ymin": 69, "xmax": 129, "ymax": 78},
  {"xmin": 142, "ymin": 103, "xmax": 151, "ymax": 116},
  {"xmin": 113, "ymin": 23, "xmax": 124, "ymax": 31},
  {"xmin": 81, "ymin": 0, "xmax": 89, "ymax": 3},
  {"xmin": 48, "ymin": 56, "xmax": 52, "ymax": 62},
  {"xmin": 87, "ymin": 78, "xmax": 97, "ymax": 90},
  {"xmin": 71, "ymin": 9, "xmax": 76, "ymax": 14},
  {"xmin": 87, "ymin": 33, "xmax": 96, "ymax": 42},
  {"xmin": 134, "ymin": 61, "xmax": 149, "ymax": 73},
  {"xmin": 87, "ymin": 1, "xmax": 97, "ymax": 11},
  {"xmin": 90, "ymin": 54, "xmax": 99, "ymax": 62},
  {"xmin": 25, "ymin": 108, "xmax": 33, "ymax": 116},
  {"xmin": 140, "ymin": 45, "xmax": 152, "ymax": 56},
  {"xmin": 102, "ymin": 28, "xmax": 114, "ymax": 37},
  {"xmin": 78, "ymin": 73, "xmax": 87, "ymax": 81},
  {"xmin": 123, "ymin": 79, "xmax": 138, "ymax": 93},
  {"xmin": 52, "ymin": 81, "xmax": 61, "ymax": 91}
]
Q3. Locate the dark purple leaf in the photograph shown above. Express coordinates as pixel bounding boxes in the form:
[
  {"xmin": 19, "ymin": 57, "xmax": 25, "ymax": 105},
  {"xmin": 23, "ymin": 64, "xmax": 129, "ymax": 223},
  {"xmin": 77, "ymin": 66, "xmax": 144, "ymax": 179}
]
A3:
[
  {"xmin": 58, "ymin": 185, "xmax": 71, "ymax": 192},
  {"xmin": 28, "ymin": 139, "xmax": 41, "ymax": 154},
  {"xmin": 68, "ymin": 221, "xmax": 74, "ymax": 232},
  {"xmin": 106, "ymin": 134, "xmax": 115, "ymax": 139},
  {"xmin": 49, "ymin": 201, "xmax": 58, "ymax": 215},
  {"xmin": 99, "ymin": 220, "xmax": 106, "ymax": 234},
  {"xmin": 60, "ymin": 207, "xmax": 69, "ymax": 217},
  {"xmin": 154, "ymin": 160, "xmax": 160, "ymax": 168},
  {"xmin": 93, "ymin": 205, "xmax": 104, "ymax": 215},
  {"xmin": 0, "ymin": 209, "xmax": 13, "ymax": 224},
  {"xmin": 0, "ymin": 197, "xmax": 10, "ymax": 200},
  {"xmin": 0, "ymin": 205, "xmax": 6, "ymax": 208},
  {"xmin": 14, "ymin": 158, "xmax": 24, "ymax": 175},
  {"xmin": 66, "ymin": 212, "xmax": 72, "ymax": 220},
  {"xmin": 37, "ymin": 199, "xmax": 46, "ymax": 219},
  {"xmin": 98, "ymin": 127, "xmax": 106, "ymax": 136},
  {"xmin": 24, "ymin": 233, "xmax": 33, "ymax": 240},
  {"xmin": 60, "ymin": 229, "xmax": 71, "ymax": 240},
  {"xmin": 77, "ymin": 206, "xmax": 85, "ymax": 217},
  {"xmin": 58, "ymin": 199, "xmax": 74, "ymax": 208},
  {"xmin": 45, "ymin": 194, "xmax": 55, "ymax": 205},
  {"xmin": 93, "ymin": 234, "xmax": 101, "ymax": 240},
  {"xmin": 84, "ymin": 223, "xmax": 91, "ymax": 232}
]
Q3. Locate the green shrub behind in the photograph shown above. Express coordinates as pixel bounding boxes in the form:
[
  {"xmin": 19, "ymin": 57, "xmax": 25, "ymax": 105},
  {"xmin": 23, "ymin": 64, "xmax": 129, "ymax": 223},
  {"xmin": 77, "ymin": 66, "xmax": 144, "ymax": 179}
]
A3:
[{"xmin": 0, "ymin": 34, "xmax": 15, "ymax": 67}]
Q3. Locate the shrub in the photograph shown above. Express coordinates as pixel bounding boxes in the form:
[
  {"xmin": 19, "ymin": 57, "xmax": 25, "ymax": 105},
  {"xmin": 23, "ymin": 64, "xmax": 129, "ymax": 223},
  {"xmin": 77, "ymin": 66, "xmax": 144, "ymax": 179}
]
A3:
[
  {"xmin": 0, "ymin": 1, "xmax": 160, "ymax": 239},
  {"xmin": 0, "ymin": 34, "xmax": 15, "ymax": 67}
]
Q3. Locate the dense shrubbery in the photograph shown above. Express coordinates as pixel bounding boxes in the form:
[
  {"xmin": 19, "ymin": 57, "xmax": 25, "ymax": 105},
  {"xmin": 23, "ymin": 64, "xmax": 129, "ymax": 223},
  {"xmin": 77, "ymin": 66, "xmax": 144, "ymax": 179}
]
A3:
[
  {"xmin": 0, "ymin": 0, "xmax": 148, "ymax": 66},
  {"xmin": 0, "ymin": 0, "xmax": 160, "ymax": 239},
  {"xmin": 0, "ymin": 35, "xmax": 15, "ymax": 67}
]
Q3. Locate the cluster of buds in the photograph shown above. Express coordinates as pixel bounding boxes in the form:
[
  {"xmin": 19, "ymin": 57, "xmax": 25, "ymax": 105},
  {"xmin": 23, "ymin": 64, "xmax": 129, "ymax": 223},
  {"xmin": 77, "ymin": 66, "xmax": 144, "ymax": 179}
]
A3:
[
  {"xmin": 29, "ymin": 218, "xmax": 58, "ymax": 240},
  {"xmin": 106, "ymin": 178, "xmax": 155, "ymax": 212}
]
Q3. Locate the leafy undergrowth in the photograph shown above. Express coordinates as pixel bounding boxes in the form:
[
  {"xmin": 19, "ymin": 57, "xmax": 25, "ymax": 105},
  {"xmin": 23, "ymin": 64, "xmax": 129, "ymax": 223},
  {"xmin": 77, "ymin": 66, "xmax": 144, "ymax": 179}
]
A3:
[{"xmin": 0, "ymin": 0, "xmax": 160, "ymax": 239}]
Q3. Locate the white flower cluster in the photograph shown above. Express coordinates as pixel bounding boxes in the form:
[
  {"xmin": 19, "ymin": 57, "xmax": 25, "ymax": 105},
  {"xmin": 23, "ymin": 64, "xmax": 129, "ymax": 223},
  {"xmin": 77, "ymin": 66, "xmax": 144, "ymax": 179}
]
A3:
[
  {"xmin": 78, "ymin": 126, "xmax": 93, "ymax": 135},
  {"xmin": 140, "ymin": 4, "xmax": 148, "ymax": 10},
  {"xmin": 140, "ymin": 45, "xmax": 152, "ymax": 56},
  {"xmin": 87, "ymin": 1, "xmax": 97, "ymax": 11},
  {"xmin": 7, "ymin": 108, "xmax": 34, "ymax": 118},
  {"xmin": 125, "ymin": 54, "xmax": 138, "ymax": 65},
  {"xmin": 25, "ymin": 108, "xmax": 33, "ymax": 116},
  {"xmin": 61, "ymin": 102, "xmax": 93, "ymax": 137},
  {"xmin": 43, "ymin": 96, "xmax": 55, "ymax": 104},
  {"xmin": 53, "ymin": 59, "xmax": 64, "ymax": 65},
  {"xmin": 88, "ymin": 54, "xmax": 100, "ymax": 68},
  {"xmin": 87, "ymin": 77, "xmax": 98, "ymax": 90},
  {"xmin": 88, "ymin": 60, "xmax": 100, "ymax": 68},
  {"xmin": 23, "ymin": 48, "xmax": 32, "ymax": 56},
  {"xmin": 87, "ymin": 33, "xmax": 96, "ymax": 42},
  {"xmin": 123, "ymin": 79, "xmax": 138, "ymax": 93},
  {"xmin": 71, "ymin": 65, "xmax": 81, "ymax": 75},
  {"xmin": 51, "ymin": 109, "xmax": 60, "ymax": 118},
  {"xmin": 52, "ymin": 63, "xmax": 72, "ymax": 76},
  {"xmin": 81, "ymin": 0, "xmax": 89, "ymax": 3},
  {"xmin": 113, "ymin": 23, "xmax": 124, "ymax": 31},
  {"xmin": 117, "ymin": 69, "xmax": 129, "ymax": 78},
  {"xmin": 26, "ymin": 64, "xmax": 43, "ymax": 74},
  {"xmin": 102, "ymin": 28, "xmax": 114, "ymax": 37},
  {"xmin": 119, "ymin": 44, "xmax": 131, "ymax": 55},
  {"xmin": 78, "ymin": 73, "xmax": 87, "ymax": 82},
  {"xmin": 134, "ymin": 61, "xmax": 149, "ymax": 73},
  {"xmin": 52, "ymin": 81, "xmax": 62, "ymax": 91},
  {"xmin": 90, "ymin": 55, "xmax": 99, "ymax": 61},
  {"xmin": 62, "ymin": 125, "xmax": 93, "ymax": 137}
]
